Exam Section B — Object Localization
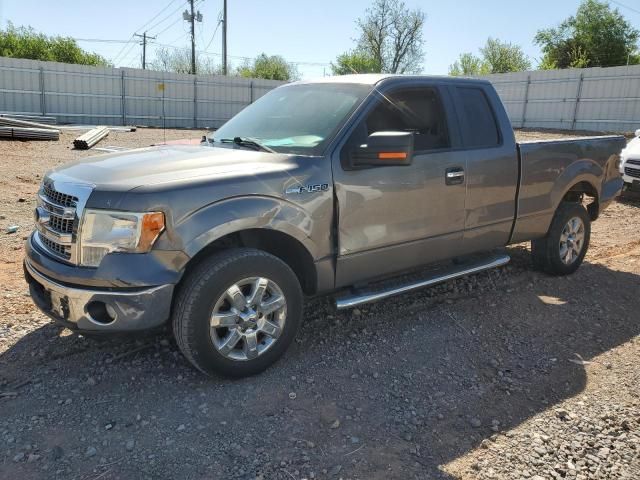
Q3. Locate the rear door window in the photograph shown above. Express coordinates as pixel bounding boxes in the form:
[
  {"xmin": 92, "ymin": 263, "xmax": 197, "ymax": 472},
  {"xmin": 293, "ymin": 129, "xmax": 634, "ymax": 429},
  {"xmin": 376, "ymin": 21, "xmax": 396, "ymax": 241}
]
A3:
[{"xmin": 456, "ymin": 87, "xmax": 500, "ymax": 148}]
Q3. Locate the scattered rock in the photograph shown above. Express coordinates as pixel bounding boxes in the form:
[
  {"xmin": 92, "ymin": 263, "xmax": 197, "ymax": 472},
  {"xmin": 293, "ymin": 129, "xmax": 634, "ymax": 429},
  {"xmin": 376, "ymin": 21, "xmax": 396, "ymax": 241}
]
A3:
[
  {"xmin": 329, "ymin": 464, "xmax": 342, "ymax": 476},
  {"xmin": 27, "ymin": 453, "xmax": 40, "ymax": 462},
  {"xmin": 50, "ymin": 446, "xmax": 64, "ymax": 460}
]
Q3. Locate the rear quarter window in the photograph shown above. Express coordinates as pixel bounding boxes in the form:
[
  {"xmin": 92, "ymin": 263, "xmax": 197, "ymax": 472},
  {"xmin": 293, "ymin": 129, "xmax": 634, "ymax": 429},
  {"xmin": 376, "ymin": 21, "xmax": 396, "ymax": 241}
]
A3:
[{"xmin": 456, "ymin": 87, "xmax": 501, "ymax": 148}]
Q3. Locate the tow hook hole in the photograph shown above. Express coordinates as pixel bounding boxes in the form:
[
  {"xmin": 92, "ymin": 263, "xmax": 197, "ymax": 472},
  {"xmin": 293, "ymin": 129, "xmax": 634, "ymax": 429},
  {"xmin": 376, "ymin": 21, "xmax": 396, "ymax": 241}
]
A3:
[{"xmin": 87, "ymin": 301, "xmax": 117, "ymax": 325}]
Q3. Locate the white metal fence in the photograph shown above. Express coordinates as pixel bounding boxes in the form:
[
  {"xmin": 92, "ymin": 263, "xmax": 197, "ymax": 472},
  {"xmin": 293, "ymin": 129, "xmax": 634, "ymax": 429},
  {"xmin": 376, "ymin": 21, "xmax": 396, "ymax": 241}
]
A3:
[
  {"xmin": 2, "ymin": 58, "xmax": 640, "ymax": 133},
  {"xmin": 0, "ymin": 57, "xmax": 284, "ymax": 129},
  {"xmin": 477, "ymin": 64, "xmax": 640, "ymax": 133}
]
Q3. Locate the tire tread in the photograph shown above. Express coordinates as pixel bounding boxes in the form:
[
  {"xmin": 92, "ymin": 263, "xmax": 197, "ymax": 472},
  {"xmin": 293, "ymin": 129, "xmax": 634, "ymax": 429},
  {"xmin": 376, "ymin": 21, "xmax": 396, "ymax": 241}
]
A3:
[
  {"xmin": 172, "ymin": 248, "xmax": 300, "ymax": 376},
  {"xmin": 531, "ymin": 202, "xmax": 591, "ymax": 276}
]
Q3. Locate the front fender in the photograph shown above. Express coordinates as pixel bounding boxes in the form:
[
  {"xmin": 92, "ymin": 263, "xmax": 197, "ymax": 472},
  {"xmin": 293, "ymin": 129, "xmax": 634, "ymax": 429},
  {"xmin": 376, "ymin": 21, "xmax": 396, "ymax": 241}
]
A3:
[{"xmin": 179, "ymin": 195, "xmax": 322, "ymax": 260}]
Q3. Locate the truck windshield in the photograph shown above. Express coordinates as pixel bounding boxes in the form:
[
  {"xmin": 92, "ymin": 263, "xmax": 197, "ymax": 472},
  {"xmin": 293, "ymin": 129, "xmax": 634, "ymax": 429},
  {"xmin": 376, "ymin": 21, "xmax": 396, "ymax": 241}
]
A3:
[{"xmin": 209, "ymin": 83, "xmax": 372, "ymax": 155}]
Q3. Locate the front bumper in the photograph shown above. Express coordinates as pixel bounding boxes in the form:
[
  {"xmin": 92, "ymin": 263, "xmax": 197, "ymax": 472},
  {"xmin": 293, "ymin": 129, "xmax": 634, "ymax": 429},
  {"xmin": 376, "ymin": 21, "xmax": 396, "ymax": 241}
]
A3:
[{"xmin": 24, "ymin": 257, "xmax": 174, "ymax": 333}]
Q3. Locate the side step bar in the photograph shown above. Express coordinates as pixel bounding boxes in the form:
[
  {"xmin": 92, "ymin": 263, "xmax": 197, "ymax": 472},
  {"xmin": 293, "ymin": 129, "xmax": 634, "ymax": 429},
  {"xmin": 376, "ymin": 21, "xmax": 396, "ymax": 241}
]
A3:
[{"xmin": 335, "ymin": 253, "xmax": 510, "ymax": 310}]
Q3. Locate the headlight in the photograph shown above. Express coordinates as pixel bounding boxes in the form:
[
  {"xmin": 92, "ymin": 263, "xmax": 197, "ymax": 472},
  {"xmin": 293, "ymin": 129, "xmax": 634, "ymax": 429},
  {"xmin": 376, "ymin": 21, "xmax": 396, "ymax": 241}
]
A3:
[{"xmin": 80, "ymin": 209, "xmax": 165, "ymax": 267}]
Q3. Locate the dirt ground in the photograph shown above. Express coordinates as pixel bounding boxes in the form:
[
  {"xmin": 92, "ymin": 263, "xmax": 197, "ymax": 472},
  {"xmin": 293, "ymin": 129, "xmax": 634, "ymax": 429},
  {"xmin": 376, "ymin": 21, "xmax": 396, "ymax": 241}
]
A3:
[{"xmin": 0, "ymin": 128, "xmax": 638, "ymax": 480}]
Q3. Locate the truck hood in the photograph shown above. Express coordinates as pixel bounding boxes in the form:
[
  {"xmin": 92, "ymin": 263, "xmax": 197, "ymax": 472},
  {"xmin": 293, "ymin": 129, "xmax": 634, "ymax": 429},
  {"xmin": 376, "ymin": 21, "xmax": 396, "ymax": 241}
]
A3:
[
  {"xmin": 621, "ymin": 135, "xmax": 640, "ymax": 158},
  {"xmin": 49, "ymin": 145, "xmax": 295, "ymax": 191}
]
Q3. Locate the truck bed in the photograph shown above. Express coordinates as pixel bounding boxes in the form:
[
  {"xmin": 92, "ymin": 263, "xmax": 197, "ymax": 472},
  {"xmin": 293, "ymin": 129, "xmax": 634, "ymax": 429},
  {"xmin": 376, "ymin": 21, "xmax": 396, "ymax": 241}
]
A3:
[{"xmin": 510, "ymin": 135, "xmax": 626, "ymax": 244}]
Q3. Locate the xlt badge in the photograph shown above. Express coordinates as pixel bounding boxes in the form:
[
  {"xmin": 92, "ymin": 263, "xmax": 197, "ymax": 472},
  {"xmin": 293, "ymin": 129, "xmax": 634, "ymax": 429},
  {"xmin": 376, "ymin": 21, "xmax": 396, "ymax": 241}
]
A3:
[{"xmin": 285, "ymin": 183, "xmax": 329, "ymax": 195}]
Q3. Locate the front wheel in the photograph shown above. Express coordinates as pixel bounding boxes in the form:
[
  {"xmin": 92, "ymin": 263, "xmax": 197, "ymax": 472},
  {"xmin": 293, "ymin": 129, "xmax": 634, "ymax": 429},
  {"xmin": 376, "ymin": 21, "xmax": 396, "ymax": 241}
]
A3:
[
  {"xmin": 531, "ymin": 202, "xmax": 591, "ymax": 276},
  {"xmin": 172, "ymin": 248, "xmax": 303, "ymax": 377}
]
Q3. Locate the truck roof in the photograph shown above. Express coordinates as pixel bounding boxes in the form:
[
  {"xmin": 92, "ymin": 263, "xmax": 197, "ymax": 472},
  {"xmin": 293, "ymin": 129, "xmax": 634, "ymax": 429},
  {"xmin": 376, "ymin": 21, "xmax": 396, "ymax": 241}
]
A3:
[{"xmin": 291, "ymin": 74, "xmax": 491, "ymax": 87}]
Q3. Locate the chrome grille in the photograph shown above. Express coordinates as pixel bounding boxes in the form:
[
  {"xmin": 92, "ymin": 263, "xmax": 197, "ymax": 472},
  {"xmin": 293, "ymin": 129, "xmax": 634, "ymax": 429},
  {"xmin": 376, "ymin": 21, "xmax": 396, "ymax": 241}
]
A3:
[
  {"xmin": 625, "ymin": 167, "xmax": 640, "ymax": 179},
  {"xmin": 627, "ymin": 159, "xmax": 640, "ymax": 166},
  {"xmin": 38, "ymin": 233, "xmax": 71, "ymax": 260},
  {"xmin": 42, "ymin": 182, "xmax": 78, "ymax": 208},
  {"xmin": 34, "ymin": 179, "xmax": 92, "ymax": 264},
  {"xmin": 48, "ymin": 215, "xmax": 74, "ymax": 234}
]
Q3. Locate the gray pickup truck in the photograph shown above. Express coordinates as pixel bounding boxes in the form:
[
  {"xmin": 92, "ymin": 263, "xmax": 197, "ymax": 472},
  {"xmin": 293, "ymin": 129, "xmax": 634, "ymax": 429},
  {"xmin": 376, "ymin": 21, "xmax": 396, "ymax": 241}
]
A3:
[{"xmin": 24, "ymin": 74, "xmax": 624, "ymax": 377}]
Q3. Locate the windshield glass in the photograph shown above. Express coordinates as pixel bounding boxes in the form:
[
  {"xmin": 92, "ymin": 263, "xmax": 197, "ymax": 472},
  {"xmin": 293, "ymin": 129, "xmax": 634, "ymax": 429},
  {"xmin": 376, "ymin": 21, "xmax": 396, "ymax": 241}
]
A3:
[{"xmin": 209, "ymin": 83, "xmax": 372, "ymax": 155}]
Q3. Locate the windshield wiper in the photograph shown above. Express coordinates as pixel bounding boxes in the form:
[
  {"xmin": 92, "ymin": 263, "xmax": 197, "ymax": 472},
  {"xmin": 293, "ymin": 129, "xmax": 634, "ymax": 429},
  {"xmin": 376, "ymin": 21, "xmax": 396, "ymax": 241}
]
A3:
[{"xmin": 218, "ymin": 136, "xmax": 275, "ymax": 153}]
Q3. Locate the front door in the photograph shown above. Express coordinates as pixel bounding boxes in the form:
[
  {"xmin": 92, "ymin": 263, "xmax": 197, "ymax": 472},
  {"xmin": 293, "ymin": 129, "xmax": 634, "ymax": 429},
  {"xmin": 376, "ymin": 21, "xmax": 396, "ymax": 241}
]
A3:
[{"xmin": 332, "ymin": 84, "xmax": 467, "ymax": 287}]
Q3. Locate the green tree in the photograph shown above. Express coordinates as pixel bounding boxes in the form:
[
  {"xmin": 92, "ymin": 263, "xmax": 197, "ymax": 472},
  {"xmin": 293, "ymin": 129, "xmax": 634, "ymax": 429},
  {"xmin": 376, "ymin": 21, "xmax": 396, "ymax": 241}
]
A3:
[
  {"xmin": 0, "ymin": 22, "xmax": 109, "ymax": 66},
  {"xmin": 150, "ymin": 47, "xmax": 221, "ymax": 74},
  {"xmin": 331, "ymin": 50, "xmax": 380, "ymax": 75},
  {"xmin": 448, "ymin": 52, "xmax": 488, "ymax": 76},
  {"xmin": 334, "ymin": 0, "xmax": 425, "ymax": 75},
  {"xmin": 480, "ymin": 37, "xmax": 531, "ymax": 73},
  {"xmin": 236, "ymin": 53, "xmax": 298, "ymax": 81},
  {"xmin": 449, "ymin": 38, "xmax": 530, "ymax": 76},
  {"xmin": 534, "ymin": 0, "xmax": 640, "ymax": 69}
]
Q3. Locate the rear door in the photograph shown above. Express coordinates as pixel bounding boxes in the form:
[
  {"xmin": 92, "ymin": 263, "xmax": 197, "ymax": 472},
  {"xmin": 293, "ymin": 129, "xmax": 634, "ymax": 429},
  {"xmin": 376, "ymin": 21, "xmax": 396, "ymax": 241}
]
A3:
[
  {"xmin": 450, "ymin": 84, "xmax": 519, "ymax": 251},
  {"xmin": 332, "ymin": 82, "xmax": 468, "ymax": 287}
]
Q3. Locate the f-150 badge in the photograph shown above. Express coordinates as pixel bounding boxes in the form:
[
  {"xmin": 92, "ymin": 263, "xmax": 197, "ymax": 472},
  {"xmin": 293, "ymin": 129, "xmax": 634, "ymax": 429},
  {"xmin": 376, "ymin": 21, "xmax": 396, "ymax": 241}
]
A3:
[{"xmin": 285, "ymin": 183, "xmax": 329, "ymax": 195}]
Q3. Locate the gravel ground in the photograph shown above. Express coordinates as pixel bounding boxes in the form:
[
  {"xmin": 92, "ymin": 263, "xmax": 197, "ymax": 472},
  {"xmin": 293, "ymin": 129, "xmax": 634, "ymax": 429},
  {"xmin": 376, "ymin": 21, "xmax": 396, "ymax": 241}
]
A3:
[{"xmin": 0, "ymin": 128, "xmax": 638, "ymax": 480}]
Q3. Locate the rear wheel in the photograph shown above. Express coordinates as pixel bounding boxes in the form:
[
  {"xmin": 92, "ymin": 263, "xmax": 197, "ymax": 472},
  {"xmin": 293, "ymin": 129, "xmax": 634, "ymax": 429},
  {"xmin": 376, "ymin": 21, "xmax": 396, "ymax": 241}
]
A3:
[
  {"xmin": 172, "ymin": 248, "xmax": 303, "ymax": 377},
  {"xmin": 531, "ymin": 202, "xmax": 591, "ymax": 276}
]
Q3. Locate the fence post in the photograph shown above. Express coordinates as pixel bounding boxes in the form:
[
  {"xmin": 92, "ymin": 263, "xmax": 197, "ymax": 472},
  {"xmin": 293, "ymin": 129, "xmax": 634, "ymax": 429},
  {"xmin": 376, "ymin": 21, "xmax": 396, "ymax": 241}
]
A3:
[
  {"xmin": 121, "ymin": 70, "xmax": 126, "ymax": 126},
  {"xmin": 571, "ymin": 73, "xmax": 584, "ymax": 131},
  {"xmin": 193, "ymin": 77, "xmax": 198, "ymax": 129},
  {"xmin": 39, "ymin": 67, "xmax": 46, "ymax": 116},
  {"xmin": 249, "ymin": 80, "xmax": 254, "ymax": 104},
  {"xmin": 521, "ymin": 74, "xmax": 531, "ymax": 128}
]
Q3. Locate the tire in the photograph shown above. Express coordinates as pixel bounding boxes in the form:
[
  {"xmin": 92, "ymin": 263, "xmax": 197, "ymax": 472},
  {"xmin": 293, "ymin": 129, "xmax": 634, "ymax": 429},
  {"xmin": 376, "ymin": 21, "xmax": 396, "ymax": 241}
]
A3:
[
  {"xmin": 531, "ymin": 202, "xmax": 591, "ymax": 276},
  {"xmin": 172, "ymin": 248, "xmax": 303, "ymax": 377}
]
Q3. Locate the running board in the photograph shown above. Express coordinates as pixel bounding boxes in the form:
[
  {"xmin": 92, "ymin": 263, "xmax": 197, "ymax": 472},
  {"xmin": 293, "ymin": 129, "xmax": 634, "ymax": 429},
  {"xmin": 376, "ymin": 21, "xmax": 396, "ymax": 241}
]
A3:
[{"xmin": 335, "ymin": 253, "xmax": 510, "ymax": 310}]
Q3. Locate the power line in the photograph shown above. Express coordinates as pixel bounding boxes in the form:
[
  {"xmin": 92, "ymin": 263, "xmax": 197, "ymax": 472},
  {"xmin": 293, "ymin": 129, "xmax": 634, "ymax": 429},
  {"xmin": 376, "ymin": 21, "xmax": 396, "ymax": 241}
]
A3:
[
  {"xmin": 164, "ymin": 30, "xmax": 191, "ymax": 47},
  {"xmin": 609, "ymin": 0, "xmax": 640, "ymax": 15},
  {"xmin": 112, "ymin": 36, "xmax": 137, "ymax": 64},
  {"xmin": 112, "ymin": 0, "xmax": 187, "ymax": 64},
  {"xmin": 150, "ymin": 40, "xmax": 331, "ymax": 66},
  {"xmin": 153, "ymin": 16, "xmax": 184, "ymax": 38},
  {"xmin": 135, "ymin": 0, "xmax": 181, "ymax": 33},
  {"xmin": 71, "ymin": 35, "xmax": 331, "ymax": 68},
  {"xmin": 146, "ymin": 0, "xmax": 189, "ymax": 34},
  {"xmin": 203, "ymin": 10, "xmax": 223, "ymax": 52},
  {"xmin": 75, "ymin": 38, "xmax": 132, "ymax": 44}
]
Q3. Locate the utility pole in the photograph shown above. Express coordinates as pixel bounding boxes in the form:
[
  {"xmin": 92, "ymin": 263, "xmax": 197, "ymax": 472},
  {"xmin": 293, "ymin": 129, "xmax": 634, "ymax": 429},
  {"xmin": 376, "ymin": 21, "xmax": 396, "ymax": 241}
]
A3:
[
  {"xmin": 134, "ymin": 32, "xmax": 156, "ymax": 69},
  {"xmin": 222, "ymin": 0, "xmax": 228, "ymax": 75},
  {"xmin": 183, "ymin": 0, "xmax": 203, "ymax": 75}
]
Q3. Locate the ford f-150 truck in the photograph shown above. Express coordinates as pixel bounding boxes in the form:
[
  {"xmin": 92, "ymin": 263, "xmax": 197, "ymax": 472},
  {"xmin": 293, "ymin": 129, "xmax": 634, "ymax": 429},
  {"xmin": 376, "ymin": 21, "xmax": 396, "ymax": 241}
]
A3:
[{"xmin": 24, "ymin": 74, "xmax": 625, "ymax": 377}]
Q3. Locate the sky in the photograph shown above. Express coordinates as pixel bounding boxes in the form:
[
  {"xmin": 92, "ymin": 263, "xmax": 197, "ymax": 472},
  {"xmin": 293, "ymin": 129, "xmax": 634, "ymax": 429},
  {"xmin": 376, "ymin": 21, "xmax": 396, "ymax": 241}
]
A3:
[{"xmin": 0, "ymin": 0, "xmax": 639, "ymax": 78}]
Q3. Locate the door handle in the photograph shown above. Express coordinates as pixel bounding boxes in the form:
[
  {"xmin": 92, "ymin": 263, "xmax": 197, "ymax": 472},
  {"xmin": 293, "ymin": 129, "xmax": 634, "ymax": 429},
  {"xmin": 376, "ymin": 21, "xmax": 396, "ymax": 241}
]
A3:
[{"xmin": 445, "ymin": 167, "xmax": 465, "ymax": 185}]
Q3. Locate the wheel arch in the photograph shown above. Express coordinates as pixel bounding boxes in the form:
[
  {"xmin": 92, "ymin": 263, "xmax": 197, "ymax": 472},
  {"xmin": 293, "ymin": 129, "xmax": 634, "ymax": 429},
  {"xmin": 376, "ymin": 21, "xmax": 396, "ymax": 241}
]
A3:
[
  {"xmin": 177, "ymin": 196, "xmax": 326, "ymax": 295},
  {"xmin": 184, "ymin": 228, "xmax": 319, "ymax": 295},
  {"xmin": 559, "ymin": 179, "xmax": 600, "ymax": 220}
]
